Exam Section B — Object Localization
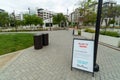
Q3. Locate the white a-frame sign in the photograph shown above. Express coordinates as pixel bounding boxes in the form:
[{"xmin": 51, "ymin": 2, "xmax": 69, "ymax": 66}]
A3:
[{"xmin": 71, "ymin": 38, "xmax": 94, "ymax": 73}]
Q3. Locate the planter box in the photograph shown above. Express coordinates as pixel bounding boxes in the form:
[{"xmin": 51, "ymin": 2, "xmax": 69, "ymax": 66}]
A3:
[
  {"xmin": 74, "ymin": 30, "xmax": 78, "ymax": 35},
  {"xmin": 81, "ymin": 31, "xmax": 94, "ymax": 39},
  {"xmin": 99, "ymin": 35, "xmax": 120, "ymax": 47},
  {"xmin": 81, "ymin": 31, "xmax": 120, "ymax": 47}
]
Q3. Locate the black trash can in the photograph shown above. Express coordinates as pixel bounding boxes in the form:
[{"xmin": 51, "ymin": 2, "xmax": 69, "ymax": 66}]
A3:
[
  {"xmin": 42, "ymin": 33, "xmax": 49, "ymax": 46},
  {"xmin": 34, "ymin": 34, "xmax": 43, "ymax": 49}
]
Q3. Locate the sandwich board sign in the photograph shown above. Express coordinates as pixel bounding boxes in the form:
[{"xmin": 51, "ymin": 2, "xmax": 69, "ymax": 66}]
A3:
[{"xmin": 71, "ymin": 38, "xmax": 94, "ymax": 73}]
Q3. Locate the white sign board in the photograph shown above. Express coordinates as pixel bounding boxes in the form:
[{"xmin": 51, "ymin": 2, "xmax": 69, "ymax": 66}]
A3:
[{"xmin": 72, "ymin": 39, "xmax": 94, "ymax": 72}]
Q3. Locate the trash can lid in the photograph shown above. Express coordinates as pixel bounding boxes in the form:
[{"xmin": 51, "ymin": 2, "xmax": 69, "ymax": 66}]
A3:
[
  {"xmin": 34, "ymin": 34, "xmax": 42, "ymax": 36},
  {"xmin": 43, "ymin": 33, "xmax": 48, "ymax": 35}
]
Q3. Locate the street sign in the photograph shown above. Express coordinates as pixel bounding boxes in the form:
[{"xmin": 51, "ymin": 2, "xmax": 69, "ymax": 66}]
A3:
[{"xmin": 71, "ymin": 38, "xmax": 94, "ymax": 72}]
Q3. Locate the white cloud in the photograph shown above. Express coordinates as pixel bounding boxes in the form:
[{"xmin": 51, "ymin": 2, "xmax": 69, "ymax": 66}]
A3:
[
  {"xmin": 0, "ymin": 0, "xmax": 120, "ymax": 14},
  {"xmin": 0, "ymin": 0, "xmax": 79, "ymax": 14}
]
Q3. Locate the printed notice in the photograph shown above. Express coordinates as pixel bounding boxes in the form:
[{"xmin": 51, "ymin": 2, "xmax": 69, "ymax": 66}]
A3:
[{"xmin": 72, "ymin": 39, "xmax": 94, "ymax": 72}]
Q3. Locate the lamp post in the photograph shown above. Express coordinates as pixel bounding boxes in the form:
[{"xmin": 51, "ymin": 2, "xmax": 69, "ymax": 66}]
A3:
[
  {"xmin": 66, "ymin": 9, "xmax": 69, "ymax": 29},
  {"xmin": 50, "ymin": 17, "xmax": 51, "ymax": 31},
  {"xmin": 28, "ymin": 8, "xmax": 30, "ymax": 14},
  {"xmin": 49, "ymin": 11, "xmax": 52, "ymax": 31},
  {"xmin": 12, "ymin": 10, "xmax": 17, "ymax": 32},
  {"xmin": 71, "ymin": 12, "xmax": 73, "ymax": 28},
  {"xmin": 93, "ymin": 0, "xmax": 103, "ymax": 72}
]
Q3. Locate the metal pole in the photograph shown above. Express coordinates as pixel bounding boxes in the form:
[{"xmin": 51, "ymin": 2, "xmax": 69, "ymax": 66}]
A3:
[
  {"xmin": 50, "ymin": 17, "xmax": 51, "ymax": 31},
  {"xmin": 94, "ymin": 0, "xmax": 103, "ymax": 72},
  {"xmin": 28, "ymin": 8, "xmax": 30, "ymax": 14},
  {"xmin": 13, "ymin": 10, "xmax": 17, "ymax": 32},
  {"xmin": 49, "ymin": 11, "xmax": 52, "ymax": 31},
  {"xmin": 67, "ymin": 9, "xmax": 69, "ymax": 29},
  {"xmin": 71, "ymin": 13, "xmax": 73, "ymax": 27}
]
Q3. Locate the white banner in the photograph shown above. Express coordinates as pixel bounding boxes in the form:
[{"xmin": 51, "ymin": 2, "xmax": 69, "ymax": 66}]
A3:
[{"xmin": 72, "ymin": 39, "xmax": 94, "ymax": 72}]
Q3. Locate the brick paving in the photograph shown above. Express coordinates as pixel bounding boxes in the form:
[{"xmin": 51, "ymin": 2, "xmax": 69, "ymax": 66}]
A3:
[{"xmin": 0, "ymin": 30, "xmax": 120, "ymax": 80}]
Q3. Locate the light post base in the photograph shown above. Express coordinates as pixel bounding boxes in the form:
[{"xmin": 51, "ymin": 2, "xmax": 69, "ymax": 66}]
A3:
[{"xmin": 94, "ymin": 63, "xmax": 99, "ymax": 72}]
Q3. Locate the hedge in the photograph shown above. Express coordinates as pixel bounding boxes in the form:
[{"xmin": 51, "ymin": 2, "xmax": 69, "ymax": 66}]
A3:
[{"xmin": 84, "ymin": 28, "xmax": 120, "ymax": 37}]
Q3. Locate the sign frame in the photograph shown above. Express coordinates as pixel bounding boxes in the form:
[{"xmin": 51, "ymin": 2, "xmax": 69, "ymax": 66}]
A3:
[{"xmin": 71, "ymin": 38, "xmax": 94, "ymax": 74}]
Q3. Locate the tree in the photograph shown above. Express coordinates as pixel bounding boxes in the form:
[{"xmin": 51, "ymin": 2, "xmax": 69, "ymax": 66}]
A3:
[
  {"xmin": 79, "ymin": 0, "xmax": 97, "ymax": 26},
  {"xmin": 53, "ymin": 13, "xmax": 67, "ymax": 27},
  {"xmin": 0, "ymin": 12, "xmax": 9, "ymax": 27},
  {"xmin": 102, "ymin": 3, "xmax": 120, "ymax": 28},
  {"xmin": 83, "ymin": 11, "xmax": 97, "ymax": 25},
  {"xmin": 16, "ymin": 20, "xmax": 22, "ymax": 26},
  {"xmin": 32, "ymin": 15, "xmax": 43, "ymax": 26},
  {"xmin": 24, "ymin": 14, "xmax": 33, "ymax": 26},
  {"xmin": 115, "ymin": 5, "xmax": 120, "ymax": 17},
  {"xmin": 24, "ymin": 14, "xmax": 43, "ymax": 26},
  {"xmin": 108, "ymin": 19, "xmax": 115, "ymax": 27}
]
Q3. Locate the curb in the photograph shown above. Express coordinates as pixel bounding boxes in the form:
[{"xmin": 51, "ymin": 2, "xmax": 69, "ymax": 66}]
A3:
[{"xmin": 99, "ymin": 42, "xmax": 120, "ymax": 51}]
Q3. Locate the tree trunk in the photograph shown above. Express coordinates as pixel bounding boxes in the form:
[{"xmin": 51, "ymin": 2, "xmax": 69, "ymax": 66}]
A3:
[{"xmin": 104, "ymin": 19, "xmax": 108, "ymax": 33}]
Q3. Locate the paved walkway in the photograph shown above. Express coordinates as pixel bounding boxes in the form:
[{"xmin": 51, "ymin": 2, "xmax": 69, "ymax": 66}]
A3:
[{"xmin": 0, "ymin": 30, "xmax": 120, "ymax": 80}]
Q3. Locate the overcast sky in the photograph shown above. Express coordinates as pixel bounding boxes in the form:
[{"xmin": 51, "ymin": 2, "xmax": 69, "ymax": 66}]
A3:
[{"xmin": 0, "ymin": 0, "xmax": 120, "ymax": 15}]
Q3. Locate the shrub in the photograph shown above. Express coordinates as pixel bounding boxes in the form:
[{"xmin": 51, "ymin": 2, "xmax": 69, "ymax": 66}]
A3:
[
  {"xmin": 100, "ymin": 31, "xmax": 120, "ymax": 37},
  {"xmin": 84, "ymin": 28, "xmax": 95, "ymax": 33},
  {"xmin": 78, "ymin": 30, "xmax": 81, "ymax": 35},
  {"xmin": 84, "ymin": 28, "xmax": 120, "ymax": 37}
]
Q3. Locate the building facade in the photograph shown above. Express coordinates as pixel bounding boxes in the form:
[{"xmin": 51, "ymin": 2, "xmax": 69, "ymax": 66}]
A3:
[
  {"xmin": 15, "ymin": 13, "xmax": 23, "ymax": 21},
  {"xmin": 101, "ymin": 0, "xmax": 117, "ymax": 26},
  {"xmin": 68, "ymin": 8, "xmax": 81, "ymax": 27},
  {"xmin": 0, "ymin": 9, "xmax": 5, "ymax": 13},
  {"xmin": 37, "ymin": 8, "xmax": 54, "ymax": 20},
  {"xmin": 37, "ymin": 8, "xmax": 57, "ymax": 28}
]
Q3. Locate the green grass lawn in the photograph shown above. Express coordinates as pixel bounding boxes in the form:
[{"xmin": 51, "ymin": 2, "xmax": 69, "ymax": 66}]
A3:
[{"xmin": 0, "ymin": 33, "xmax": 33, "ymax": 55}]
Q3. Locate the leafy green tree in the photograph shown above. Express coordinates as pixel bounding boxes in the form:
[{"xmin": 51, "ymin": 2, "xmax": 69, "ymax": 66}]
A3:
[
  {"xmin": 9, "ymin": 14, "xmax": 22, "ymax": 31},
  {"xmin": 24, "ymin": 14, "xmax": 43, "ymax": 26},
  {"xmin": 79, "ymin": 0, "xmax": 97, "ymax": 26},
  {"xmin": 0, "ymin": 12, "xmax": 9, "ymax": 27},
  {"xmin": 115, "ymin": 5, "xmax": 120, "ymax": 17},
  {"xmin": 101, "ymin": 3, "xmax": 120, "ymax": 33},
  {"xmin": 16, "ymin": 20, "xmax": 22, "ymax": 26},
  {"xmin": 108, "ymin": 19, "xmax": 115, "ymax": 27},
  {"xmin": 53, "ymin": 15, "xmax": 58, "ymax": 24},
  {"xmin": 24, "ymin": 14, "xmax": 33, "ymax": 26},
  {"xmin": 83, "ymin": 11, "xmax": 97, "ymax": 25},
  {"xmin": 102, "ymin": 3, "xmax": 120, "ymax": 28},
  {"xmin": 53, "ymin": 13, "xmax": 67, "ymax": 27},
  {"xmin": 32, "ymin": 15, "xmax": 43, "ymax": 26},
  {"xmin": 20, "ymin": 20, "xmax": 26, "ymax": 26}
]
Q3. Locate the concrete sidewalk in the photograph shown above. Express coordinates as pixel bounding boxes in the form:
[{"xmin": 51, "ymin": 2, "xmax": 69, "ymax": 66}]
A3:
[{"xmin": 0, "ymin": 30, "xmax": 120, "ymax": 80}]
